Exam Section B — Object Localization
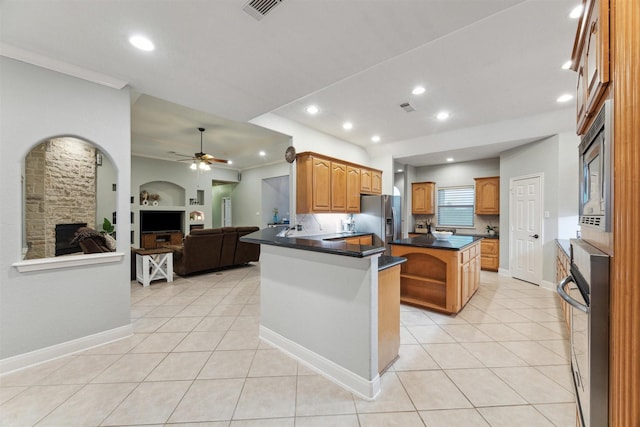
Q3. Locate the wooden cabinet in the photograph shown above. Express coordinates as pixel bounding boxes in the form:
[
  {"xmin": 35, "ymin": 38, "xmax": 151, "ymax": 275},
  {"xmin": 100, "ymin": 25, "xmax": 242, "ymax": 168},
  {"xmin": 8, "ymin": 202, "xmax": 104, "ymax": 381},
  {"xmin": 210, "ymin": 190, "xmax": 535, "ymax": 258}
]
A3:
[
  {"xmin": 573, "ymin": 0, "xmax": 610, "ymax": 134},
  {"xmin": 141, "ymin": 231, "xmax": 183, "ymax": 249},
  {"xmin": 346, "ymin": 165, "xmax": 361, "ymax": 212},
  {"xmin": 297, "ymin": 152, "xmax": 382, "ymax": 213},
  {"xmin": 555, "ymin": 241, "xmax": 571, "ymax": 331},
  {"xmin": 475, "ymin": 177, "xmax": 500, "ymax": 215},
  {"xmin": 391, "ymin": 241, "xmax": 480, "ymax": 314},
  {"xmin": 460, "ymin": 243, "xmax": 481, "ymax": 308},
  {"xmin": 378, "ymin": 264, "xmax": 401, "ymax": 373},
  {"xmin": 371, "ymin": 170, "xmax": 382, "ymax": 194},
  {"xmin": 480, "ymin": 238, "xmax": 499, "ymax": 271},
  {"xmin": 360, "ymin": 167, "xmax": 382, "ymax": 195},
  {"xmin": 411, "ymin": 182, "xmax": 435, "ymax": 214},
  {"xmin": 331, "ymin": 161, "xmax": 347, "ymax": 211},
  {"xmin": 360, "ymin": 168, "xmax": 371, "ymax": 193},
  {"xmin": 344, "ymin": 234, "xmax": 373, "ymax": 245}
]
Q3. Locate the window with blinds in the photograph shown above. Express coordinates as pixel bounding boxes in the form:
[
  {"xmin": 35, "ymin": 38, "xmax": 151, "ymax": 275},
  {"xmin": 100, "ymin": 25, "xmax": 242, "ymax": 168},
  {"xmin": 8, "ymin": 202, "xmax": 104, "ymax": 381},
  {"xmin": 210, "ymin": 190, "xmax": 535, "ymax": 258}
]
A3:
[{"xmin": 437, "ymin": 186, "xmax": 475, "ymax": 227}]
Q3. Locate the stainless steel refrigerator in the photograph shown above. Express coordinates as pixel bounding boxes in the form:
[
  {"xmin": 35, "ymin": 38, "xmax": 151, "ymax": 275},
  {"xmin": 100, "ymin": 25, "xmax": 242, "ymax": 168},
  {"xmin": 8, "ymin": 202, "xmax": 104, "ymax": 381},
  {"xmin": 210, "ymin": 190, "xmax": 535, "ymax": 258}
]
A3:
[{"xmin": 356, "ymin": 195, "xmax": 401, "ymax": 255}]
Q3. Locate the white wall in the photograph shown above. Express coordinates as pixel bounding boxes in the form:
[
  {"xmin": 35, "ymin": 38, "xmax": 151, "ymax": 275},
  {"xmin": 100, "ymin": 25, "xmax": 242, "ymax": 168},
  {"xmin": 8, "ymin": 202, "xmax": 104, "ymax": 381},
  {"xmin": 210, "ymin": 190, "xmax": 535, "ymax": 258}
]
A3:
[
  {"xmin": 500, "ymin": 135, "xmax": 575, "ymax": 284},
  {"xmin": 0, "ymin": 57, "xmax": 131, "ymax": 362}
]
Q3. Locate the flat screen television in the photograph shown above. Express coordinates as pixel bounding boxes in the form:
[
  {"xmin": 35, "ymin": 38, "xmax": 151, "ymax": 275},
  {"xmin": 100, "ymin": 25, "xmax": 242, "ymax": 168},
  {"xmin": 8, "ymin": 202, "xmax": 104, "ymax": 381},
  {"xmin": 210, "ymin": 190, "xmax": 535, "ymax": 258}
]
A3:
[{"xmin": 140, "ymin": 210, "xmax": 183, "ymax": 233}]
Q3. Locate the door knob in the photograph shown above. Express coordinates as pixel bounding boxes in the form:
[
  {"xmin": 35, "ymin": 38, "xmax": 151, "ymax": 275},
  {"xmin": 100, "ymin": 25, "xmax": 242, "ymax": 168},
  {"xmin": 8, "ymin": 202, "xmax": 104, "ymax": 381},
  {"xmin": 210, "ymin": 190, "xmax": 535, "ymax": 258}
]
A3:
[{"xmin": 529, "ymin": 234, "xmax": 539, "ymax": 239}]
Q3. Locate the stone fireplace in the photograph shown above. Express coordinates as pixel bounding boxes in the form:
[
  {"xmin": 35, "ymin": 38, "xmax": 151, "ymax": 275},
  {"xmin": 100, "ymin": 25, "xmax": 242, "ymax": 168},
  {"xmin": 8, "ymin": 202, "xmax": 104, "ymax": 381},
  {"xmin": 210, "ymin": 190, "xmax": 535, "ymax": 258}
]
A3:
[
  {"xmin": 55, "ymin": 223, "xmax": 87, "ymax": 256},
  {"xmin": 25, "ymin": 137, "xmax": 96, "ymax": 259}
]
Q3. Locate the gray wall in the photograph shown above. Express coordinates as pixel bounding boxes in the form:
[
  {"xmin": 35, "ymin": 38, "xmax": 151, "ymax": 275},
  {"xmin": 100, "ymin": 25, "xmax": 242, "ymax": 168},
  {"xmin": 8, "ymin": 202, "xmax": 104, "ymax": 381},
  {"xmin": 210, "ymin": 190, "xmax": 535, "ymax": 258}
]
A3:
[
  {"xmin": 413, "ymin": 158, "xmax": 501, "ymax": 234},
  {"xmin": 0, "ymin": 57, "xmax": 131, "ymax": 361},
  {"xmin": 96, "ymin": 151, "xmax": 117, "ymax": 232},
  {"xmin": 232, "ymin": 162, "xmax": 291, "ymax": 228},
  {"xmin": 212, "ymin": 183, "xmax": 236, "ymax": 228},
  {"xmin": 500, "ymin": 134, "xmax": 578, "ymax": 284},
  {"xmin": 262, "ymin": 175, "xmax": 290, "ymax": 225}
]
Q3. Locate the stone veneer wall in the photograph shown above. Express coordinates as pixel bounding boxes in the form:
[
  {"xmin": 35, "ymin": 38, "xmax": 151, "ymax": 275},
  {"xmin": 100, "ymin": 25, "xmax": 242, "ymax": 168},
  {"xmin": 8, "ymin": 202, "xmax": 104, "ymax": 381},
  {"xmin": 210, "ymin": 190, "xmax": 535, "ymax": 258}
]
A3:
[{"xmin": 24, "ymin": 137, "xmax": 96, "ymax": 259}]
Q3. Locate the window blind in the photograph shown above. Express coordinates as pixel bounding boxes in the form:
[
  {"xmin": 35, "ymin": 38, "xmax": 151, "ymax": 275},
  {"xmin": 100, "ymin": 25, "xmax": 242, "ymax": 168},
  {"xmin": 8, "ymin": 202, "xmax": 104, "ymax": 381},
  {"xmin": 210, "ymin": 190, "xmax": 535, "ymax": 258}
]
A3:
[{"xmin": 437, "ymin": 186, "xmax": 474, "ymax": 227}]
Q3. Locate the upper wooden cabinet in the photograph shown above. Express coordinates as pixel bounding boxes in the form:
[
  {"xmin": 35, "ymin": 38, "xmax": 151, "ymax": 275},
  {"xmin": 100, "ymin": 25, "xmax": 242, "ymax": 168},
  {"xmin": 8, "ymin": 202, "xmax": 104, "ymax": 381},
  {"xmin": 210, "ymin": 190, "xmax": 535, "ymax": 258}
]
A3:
[
  {"xmin": 475, "ymin": 177, "xmax": 500, "ymax": 215},
  {"xmin": 331, "ymin": 161, "xmax": 347, "ymax": 211},
  {"xmin": 573, "ymin": 0, "xmax": 610, "ymax": 134},
  {"xmin": 411, "ymin": 182, "xmax": 435, "ymax": 215},
  {"xmin": 346, "ymin": 165, "xmax": 361, "ymax": 212},
  {"xmin": 360, "ymin": 169, "xmax": 372, "ymax": 193},
  {"xmin": 296, "ymin": 152, "xmax": 382, "ymax": 213},
  {"xmin": 371, "ymin": 170, "xmax": 382, "ymax": 194}
]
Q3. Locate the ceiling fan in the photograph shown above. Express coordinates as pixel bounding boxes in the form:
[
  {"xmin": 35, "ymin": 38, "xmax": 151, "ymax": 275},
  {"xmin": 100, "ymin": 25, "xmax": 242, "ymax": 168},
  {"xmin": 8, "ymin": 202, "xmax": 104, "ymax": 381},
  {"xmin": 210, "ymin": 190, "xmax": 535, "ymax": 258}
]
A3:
[{"xmin": 175, "ymin": 127, "xmax": 229, "ymax": 170}]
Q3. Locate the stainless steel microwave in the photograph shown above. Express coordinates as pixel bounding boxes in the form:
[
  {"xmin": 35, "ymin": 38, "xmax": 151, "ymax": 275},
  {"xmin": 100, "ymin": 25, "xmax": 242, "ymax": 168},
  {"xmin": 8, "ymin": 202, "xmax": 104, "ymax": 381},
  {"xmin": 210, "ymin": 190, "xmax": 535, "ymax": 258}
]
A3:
[{"xmin": 579, "ymin": 100, "xmax": 612, "ymax": 232}]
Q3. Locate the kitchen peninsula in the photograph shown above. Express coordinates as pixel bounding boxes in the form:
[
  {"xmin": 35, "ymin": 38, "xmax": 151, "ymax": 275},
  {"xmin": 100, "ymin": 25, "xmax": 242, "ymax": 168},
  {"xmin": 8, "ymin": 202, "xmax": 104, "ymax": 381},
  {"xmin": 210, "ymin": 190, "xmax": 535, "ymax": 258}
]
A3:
[
  {"xmin": 240, "ymin": 227, "xmax": 405, "ymax": 400},
  {"xmin": 390, "ymin": 234, "xmax": 482, "ymax": 314}
]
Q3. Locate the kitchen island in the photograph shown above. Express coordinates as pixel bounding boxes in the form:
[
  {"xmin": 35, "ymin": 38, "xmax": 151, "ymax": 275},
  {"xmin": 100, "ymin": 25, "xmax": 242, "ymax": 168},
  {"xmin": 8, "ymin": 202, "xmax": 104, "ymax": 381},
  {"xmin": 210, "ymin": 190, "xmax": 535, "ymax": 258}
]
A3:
[
  {"xmin": 240, "ymin": 228, "xmax": 405, "ymax": 400},
  {"xmin": 390, "ymin": 234, "xmax": 482, "ymax": 314}
]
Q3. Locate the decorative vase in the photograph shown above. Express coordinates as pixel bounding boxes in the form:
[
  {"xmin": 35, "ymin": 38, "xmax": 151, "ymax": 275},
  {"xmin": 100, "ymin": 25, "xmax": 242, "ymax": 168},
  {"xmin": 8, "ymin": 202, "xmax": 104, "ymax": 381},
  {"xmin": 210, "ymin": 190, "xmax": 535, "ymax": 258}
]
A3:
[{"xmin": 273, "ymin": 213, "xmax": 279, "ymax": 224}]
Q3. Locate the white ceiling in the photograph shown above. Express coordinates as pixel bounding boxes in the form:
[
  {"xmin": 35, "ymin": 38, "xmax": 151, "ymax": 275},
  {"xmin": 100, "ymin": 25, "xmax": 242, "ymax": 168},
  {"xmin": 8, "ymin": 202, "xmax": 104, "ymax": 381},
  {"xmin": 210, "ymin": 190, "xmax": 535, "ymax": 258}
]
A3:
[{"xmin": 0, "ymin": 0, "xmax": 579, "ymax": 169}]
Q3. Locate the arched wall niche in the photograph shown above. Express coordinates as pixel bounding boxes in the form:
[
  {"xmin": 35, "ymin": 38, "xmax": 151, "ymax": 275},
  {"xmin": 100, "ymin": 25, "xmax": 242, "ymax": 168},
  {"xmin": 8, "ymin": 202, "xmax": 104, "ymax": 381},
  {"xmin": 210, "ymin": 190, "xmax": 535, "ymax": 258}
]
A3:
[{"xmin": 22, "ymin": 135, "xmax": 118, "ymax": 260}]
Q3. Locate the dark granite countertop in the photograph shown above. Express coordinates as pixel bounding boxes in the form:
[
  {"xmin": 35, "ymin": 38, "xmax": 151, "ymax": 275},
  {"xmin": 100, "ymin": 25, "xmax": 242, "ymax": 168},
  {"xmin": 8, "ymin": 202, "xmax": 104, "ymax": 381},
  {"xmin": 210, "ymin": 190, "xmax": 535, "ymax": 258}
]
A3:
[
  {"xmin": 390, "ymin": 234, "xmax": 483, "ymax": 251},
  {"xmin": 240, "ymin": 227, "xmax": 386, "ymax": 258},
  {"xmin": 411, "ymin": 230, "xmax": 499, "ymax": 239},
  {"xmin": 378, "ymin": 255, "xmax": 407, "ymax": 271}
]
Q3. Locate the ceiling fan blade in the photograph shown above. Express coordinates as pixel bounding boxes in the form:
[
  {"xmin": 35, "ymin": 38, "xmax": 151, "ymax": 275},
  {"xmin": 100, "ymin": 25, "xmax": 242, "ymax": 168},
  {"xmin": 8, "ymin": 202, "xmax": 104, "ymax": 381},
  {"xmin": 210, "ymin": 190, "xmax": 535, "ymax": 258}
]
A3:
[{"xmin": 201, "ymin": 153, "xmax": 229, "ymax": 164}]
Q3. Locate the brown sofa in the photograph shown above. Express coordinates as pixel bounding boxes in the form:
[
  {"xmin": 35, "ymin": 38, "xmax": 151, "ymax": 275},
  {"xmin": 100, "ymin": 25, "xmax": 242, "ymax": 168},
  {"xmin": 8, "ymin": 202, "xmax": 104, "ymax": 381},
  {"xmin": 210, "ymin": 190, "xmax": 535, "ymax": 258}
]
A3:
[{"xmin": 170, "ymin": 226, "xmax": 260, "ymax": 276}]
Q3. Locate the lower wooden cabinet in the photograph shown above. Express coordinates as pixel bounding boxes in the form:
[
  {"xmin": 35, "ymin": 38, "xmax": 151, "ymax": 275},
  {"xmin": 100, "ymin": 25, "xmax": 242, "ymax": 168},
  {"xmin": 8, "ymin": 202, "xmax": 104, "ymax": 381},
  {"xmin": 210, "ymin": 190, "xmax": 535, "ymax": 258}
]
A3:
[
  {"xmin": 480, "ymin": 238, "xmax": 499, "ymax": 271},
  {"xmin": 391, "ymin": 241, "xmax": 480, "ymax": 314},
  {"xmin": 344, "ymin": 235, "xmax": 373, "ymax": 245},
  {"xmin": 378, "ymin": 264, "xmax": 400, "ymax": 373},
  {"xmin": 141, "ymin": 231, "xmax": 183, "ymax": 249},
  {"xmin": 555, "ymin": 241, "xmax": 571, "ymax": 331}
]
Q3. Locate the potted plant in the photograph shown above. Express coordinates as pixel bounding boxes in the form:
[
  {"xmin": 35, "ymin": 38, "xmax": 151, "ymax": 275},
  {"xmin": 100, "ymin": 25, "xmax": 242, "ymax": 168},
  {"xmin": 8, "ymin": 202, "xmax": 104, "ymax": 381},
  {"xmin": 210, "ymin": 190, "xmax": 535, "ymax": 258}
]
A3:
[
  {"xmin": 486, "ymin": 224, "xmax": 496, "ymax": 236},
  {"xmin": 101, "ymin": 217, "xmax": 115, "ymax": 235}
]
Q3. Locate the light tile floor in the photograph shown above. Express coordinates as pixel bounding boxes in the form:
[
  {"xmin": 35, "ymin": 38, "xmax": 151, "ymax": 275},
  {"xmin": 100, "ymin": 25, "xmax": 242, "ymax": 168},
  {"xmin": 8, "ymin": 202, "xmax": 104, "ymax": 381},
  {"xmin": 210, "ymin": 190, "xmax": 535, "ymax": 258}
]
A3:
[{"xmin": 0, "ymin": 265, "xmax": 576, "ymax": 426}]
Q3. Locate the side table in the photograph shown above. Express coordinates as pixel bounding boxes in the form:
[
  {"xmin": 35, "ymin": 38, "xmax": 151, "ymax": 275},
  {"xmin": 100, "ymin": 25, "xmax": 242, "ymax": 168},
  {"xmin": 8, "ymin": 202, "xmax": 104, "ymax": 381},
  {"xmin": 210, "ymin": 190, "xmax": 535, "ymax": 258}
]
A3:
[{"xmin": 135, "ymin": 248, "xmax": 174, "ymax": 287}]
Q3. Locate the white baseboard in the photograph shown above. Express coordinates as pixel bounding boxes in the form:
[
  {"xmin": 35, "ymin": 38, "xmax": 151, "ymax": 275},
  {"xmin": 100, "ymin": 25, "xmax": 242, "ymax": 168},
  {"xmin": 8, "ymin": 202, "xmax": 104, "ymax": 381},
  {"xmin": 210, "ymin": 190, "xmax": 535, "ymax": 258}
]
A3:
[
  {"xmin": 540, "ymin": 280, "xmax": 557, "ymax": 292},
  {"xmin": 260, "ymin": 325, "xmax": 381, "ymax": 400},
  {"xmin": 0, "ymin": 324, "xmax": 133, "ymax": 376},
  {"xmin": 498, "ymin": 267, "xmax": 510, "ymax": 276}
]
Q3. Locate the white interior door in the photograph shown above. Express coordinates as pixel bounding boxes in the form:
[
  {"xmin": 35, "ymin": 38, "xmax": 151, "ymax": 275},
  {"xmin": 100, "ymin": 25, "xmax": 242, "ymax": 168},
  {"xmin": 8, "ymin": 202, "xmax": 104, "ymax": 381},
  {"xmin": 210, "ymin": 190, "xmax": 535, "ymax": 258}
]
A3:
[
  {"xmin": 510, "ymin": 175, "xmax": 542, "ymax": 285},
  {"xmin": 222, "ymin": 197, "xmax": 232, "ymax": 227}
]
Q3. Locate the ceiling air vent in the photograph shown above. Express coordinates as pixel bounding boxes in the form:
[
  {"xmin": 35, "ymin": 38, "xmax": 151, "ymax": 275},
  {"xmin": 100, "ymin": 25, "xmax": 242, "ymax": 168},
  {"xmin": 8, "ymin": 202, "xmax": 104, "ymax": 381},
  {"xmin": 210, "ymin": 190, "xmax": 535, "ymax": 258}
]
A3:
[
  {"xmin": 400, "ymin": 102, "xmax": 415, "ymax": 112},
  {"xmin": 243, "ymin": 0, "xmax": 285, "ymax": 21}
]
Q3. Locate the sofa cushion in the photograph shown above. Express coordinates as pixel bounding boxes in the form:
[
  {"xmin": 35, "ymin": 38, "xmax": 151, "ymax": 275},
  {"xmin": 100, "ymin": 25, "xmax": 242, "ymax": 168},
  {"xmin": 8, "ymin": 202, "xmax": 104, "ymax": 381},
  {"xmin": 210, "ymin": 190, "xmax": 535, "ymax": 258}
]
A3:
[{"xmin": 190, "ymin": 228, "xmax": 222, "ymax": 235}]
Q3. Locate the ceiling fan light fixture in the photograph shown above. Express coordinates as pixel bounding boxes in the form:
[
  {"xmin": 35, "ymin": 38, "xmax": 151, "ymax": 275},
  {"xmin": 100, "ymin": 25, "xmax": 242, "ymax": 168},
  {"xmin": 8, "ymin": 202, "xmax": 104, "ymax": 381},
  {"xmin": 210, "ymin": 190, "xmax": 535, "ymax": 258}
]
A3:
[{"xmin": 190, "ymin": 161, "xmax": 197, "ymax": 170}]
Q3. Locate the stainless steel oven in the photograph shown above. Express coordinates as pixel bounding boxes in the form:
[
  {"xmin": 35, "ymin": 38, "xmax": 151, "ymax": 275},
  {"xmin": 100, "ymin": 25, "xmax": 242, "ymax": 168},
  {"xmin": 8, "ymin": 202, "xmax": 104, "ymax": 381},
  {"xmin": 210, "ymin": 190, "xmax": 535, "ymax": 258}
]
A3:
[{"xmin": 557, "ymin": 239, "xmax": 609, "ymax": 427}]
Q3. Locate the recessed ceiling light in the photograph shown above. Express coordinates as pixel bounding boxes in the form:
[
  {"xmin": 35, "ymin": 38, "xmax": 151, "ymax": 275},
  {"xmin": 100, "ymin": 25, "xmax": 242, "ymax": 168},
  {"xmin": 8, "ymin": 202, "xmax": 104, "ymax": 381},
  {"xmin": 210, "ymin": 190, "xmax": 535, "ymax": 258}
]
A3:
[
  {"xmin": 412, "ymin": 86, "xmax": 426, "ymax": 95},
  {"xmin": 561, "ymin": 60, "xmax": 573, "ymax": 70},
  {"xmin": 436, "ymin": 111, "xmax": 450, "ymax": 121},
  {"xmin": 305, "ymin": 105, "xmax": 319, "ymax": 115},
  {"xmin": 446, "ymin": 157, "xmax": 454, "ymax": 162},
  {"xmin": 569, "ymin": 4, "xmax": 584, "ymax": 19},
  {"xmin": 557, "ymin": 94, "xmax": 574, "ymax": 103},
  {"xmin": 129, "ymin": 35, "xmax": 155, "ymax": 51},
  {"xmin": 259, "ymin": 150, "xmax": 266, "ymax": 156},
  {"xmin": 397, "ymin": 168, "xmax": 404, "ymax": 173},
  {"xmin": 227, "ymin": 160, "xmax": 233, "ymax": 165},
  {"xmin": 371, "ymin": 135, "xmax": 381, "ymax": 143},
  {"xmin": 342, "ymin": 121, "xmax": 353, "ymax": 130}
]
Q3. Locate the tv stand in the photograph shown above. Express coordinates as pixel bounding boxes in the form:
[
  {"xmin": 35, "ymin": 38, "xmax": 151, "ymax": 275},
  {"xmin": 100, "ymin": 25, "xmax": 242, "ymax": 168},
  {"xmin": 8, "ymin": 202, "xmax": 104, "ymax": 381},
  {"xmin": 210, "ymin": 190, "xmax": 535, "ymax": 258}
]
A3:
[{"xmin": 141, "ymin": 232, "xmax": 183, "ymax": 249}]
